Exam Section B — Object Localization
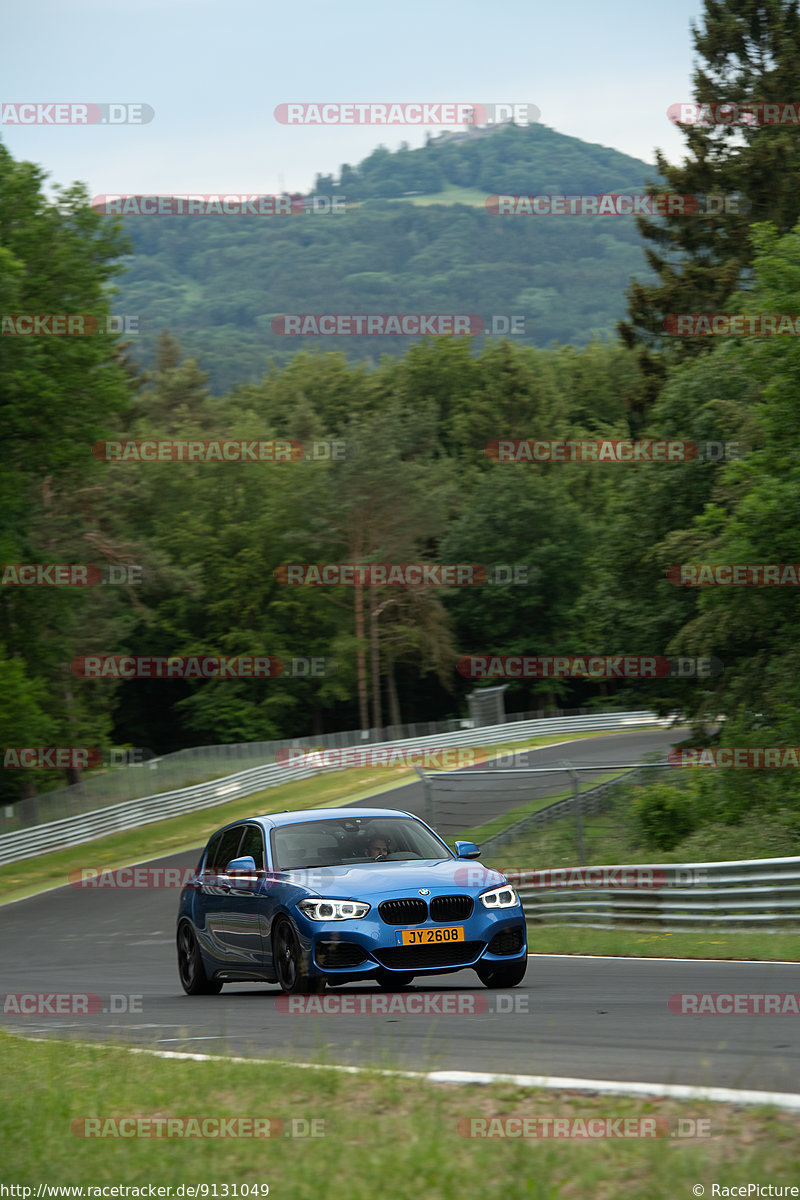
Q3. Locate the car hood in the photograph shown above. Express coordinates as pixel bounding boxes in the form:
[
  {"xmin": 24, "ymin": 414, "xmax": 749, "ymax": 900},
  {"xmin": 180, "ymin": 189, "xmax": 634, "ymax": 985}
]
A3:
[{"xmin": 282, "ymin": 858, "xmax": 507, "ymax": 898}]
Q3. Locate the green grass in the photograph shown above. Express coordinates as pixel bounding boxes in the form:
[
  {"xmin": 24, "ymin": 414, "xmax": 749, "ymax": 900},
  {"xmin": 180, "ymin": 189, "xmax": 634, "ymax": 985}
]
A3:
[
  {"xmin": 487, "ymin": 789, "xmax": 800, "ymax": 873},
  {"xmin": 364, "ymin": 186, "xmax": 491, "ymax": 207},
  {"xmin": 526, "ymin": 926, "xmax": 799, "ymax": 961},
  {"xmin": 3, "ymin": 1030, "xmax": 799, "ymax": 1196}
]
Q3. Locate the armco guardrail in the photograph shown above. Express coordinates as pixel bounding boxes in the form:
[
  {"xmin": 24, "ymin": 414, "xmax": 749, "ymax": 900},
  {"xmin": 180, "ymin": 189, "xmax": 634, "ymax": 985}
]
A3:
[
  {"xmin": 0, "ymin": 761, "xmax": 320, "ymax": 866},
  {"xmin": 7, "ymin": 702, "xmax": 650, "ymax": 823},
  {"xmin": 0, "ymin": 710, "xmax": 672, "ymax": 865},
  {"xmin": 514, "ymin": 857, "xmax": 800, "ymax": 930}
]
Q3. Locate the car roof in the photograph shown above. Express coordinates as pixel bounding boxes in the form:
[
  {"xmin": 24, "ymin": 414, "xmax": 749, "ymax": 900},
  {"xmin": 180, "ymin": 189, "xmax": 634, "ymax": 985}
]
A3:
[{"xmin": 223, "ymin": 807, "xmax": 417, "ymax": 832}]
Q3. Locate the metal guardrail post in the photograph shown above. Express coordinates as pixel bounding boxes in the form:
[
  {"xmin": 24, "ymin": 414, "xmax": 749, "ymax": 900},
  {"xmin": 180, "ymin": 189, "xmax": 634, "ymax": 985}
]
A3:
[
  {"xmin": 414, "ymin": 766, "xmax": 434, "ymax": 829},
  {"xmin": 561, "ymin": 760, "xmax": 585, "ymax": 866}
]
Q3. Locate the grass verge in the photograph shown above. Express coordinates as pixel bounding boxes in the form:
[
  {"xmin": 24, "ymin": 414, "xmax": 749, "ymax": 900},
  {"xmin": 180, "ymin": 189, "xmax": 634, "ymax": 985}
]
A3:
[
  {"xmin": 526, "ymin": 926, "xmax": 800, "ymax": 961},
  {"xmin": 3, "ymin": 1030, "xmax": 799, "ymax": 1197},
  {"xmin": 497, "ymin": 796, "xmax": 800, "ymax": 871}
]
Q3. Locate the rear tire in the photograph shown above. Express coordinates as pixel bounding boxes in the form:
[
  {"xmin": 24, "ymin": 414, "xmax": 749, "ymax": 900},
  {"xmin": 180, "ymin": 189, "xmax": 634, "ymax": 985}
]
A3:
[
  {"xmin": 177, "ymin": 922, "xmax": 223, "ymax": 995},
  {"xmin": 476, "ymin": 958, "xmax": 528, "ymax": 988},
  {"xmin": 273, "ymin": 917, "xmax": 325, "ymax": 994}
]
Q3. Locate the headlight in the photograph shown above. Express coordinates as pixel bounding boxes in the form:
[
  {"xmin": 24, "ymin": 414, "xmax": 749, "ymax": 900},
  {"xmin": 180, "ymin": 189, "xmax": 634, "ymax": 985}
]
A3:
[
  {"xmin": 297, "ymin": 899, "xmax": 371, "ymax": 921},
  {"xmin": 479, "ymin": 885, "xmax": 519, "ymax": 909}
]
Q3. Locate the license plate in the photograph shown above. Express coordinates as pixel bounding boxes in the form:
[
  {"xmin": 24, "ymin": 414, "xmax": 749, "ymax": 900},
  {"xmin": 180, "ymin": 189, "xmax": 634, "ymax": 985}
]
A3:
[{"xmin": 394, "ymin": 926, "xmax": 465, "ymax": 947}]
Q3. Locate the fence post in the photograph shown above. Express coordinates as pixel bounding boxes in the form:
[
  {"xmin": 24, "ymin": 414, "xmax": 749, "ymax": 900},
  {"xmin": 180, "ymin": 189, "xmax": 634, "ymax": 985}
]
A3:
[
  {"xmin": 414, "ymin": 766, "xmax": 434, "ymax": 828},
  {"xmin": 561, "ymin": 760, "xmax": 585, "ymax": 866}
]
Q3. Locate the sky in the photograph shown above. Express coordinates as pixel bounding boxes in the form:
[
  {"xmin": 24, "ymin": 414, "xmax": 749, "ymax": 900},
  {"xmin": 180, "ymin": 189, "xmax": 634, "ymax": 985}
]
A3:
[{"xmin": 1, "ymin": 0, "xmax": 707, "ymax": 199}]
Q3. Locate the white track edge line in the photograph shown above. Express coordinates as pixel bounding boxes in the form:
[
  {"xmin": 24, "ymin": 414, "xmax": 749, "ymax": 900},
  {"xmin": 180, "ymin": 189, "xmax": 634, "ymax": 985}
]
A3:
[
  {"xmin": 526, "ymin": 954, "xmax": 800, "ymax": 964},
  {"xmin": 14, "ymin": 1034, "xmax": 800, "ymax": 1111}
]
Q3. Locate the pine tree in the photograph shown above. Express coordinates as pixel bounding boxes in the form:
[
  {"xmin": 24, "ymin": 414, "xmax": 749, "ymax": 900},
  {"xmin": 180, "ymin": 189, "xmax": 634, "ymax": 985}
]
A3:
[{"xmin": 619, "ymin": 0, "xmax": 800, "ymax": 417}]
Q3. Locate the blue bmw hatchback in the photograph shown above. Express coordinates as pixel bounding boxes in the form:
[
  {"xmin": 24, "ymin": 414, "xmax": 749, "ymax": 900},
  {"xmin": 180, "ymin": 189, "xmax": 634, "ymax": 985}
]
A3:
[{"xmin": 177, "ymin": 807, "xmax": 527, "ymax": 994}]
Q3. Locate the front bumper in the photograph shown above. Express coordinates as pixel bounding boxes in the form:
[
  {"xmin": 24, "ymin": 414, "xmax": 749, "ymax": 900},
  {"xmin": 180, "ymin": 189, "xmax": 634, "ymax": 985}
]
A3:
[{"xmin": 294, "ymin": 905, "xmax": 527, "ymax": 981}]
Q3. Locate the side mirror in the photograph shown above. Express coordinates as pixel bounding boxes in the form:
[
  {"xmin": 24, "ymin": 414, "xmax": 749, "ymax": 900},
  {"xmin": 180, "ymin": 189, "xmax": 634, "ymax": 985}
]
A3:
[
  {"xmin": 455, "ymin": 840, "xmax": 481, "ymax": 859},
  {"xmin": 225, "ymin": 855, "xmax": 259, "ymax": 875}
]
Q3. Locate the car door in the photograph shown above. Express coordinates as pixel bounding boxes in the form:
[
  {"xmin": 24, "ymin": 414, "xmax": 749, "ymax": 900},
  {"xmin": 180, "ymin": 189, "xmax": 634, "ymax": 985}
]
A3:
[
  {"xmin": 195, "ymin": 825, "xmax": 245, "ymax": 965},
  {"xmin": 221, "ymin": 823, "xmax": 269, "ymax": 968}
]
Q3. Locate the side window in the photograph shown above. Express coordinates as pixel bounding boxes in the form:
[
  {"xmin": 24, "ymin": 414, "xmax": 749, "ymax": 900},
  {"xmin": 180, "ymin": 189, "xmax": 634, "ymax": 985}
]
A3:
[
  {"xmin": 201, "ymin": 832, "xmax": 224, "ymax": 874},
  {"xmin": 237, "ymin": 825, "xmax": 265, "ymax": 870},
  {"xmin": 207, "ymin": 826, "xmax": 245, "ymax": 874}
]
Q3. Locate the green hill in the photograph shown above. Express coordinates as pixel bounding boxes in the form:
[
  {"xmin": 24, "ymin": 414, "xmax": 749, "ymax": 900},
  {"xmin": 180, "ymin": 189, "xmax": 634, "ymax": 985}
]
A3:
[{"xmin": 115, "ymin": 123, "xmax": 661, "ymax": 392}]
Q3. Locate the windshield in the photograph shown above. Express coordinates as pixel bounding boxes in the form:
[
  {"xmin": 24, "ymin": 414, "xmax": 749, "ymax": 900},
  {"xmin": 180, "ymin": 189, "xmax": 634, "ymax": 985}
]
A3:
[{"xmin": 270, "ymin": 815, "xmax": 452, "ymax": 870}]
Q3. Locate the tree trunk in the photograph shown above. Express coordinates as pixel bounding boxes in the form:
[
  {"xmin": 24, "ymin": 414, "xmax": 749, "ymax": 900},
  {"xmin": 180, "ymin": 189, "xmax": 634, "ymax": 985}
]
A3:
[
  {"xmin": 370, "ymin": 585, "xmax": 382, "ymax": 731},
  {"xmin": 354, "ymin": 579, "xmax": 369, "ymax": 730},
  {"xmin": 386, "ymin": 658, "xmax": 402, "ymax": 728},
  {"xmin": 63, "ymin": 678, "xmax": 83, "ymax": 786}
]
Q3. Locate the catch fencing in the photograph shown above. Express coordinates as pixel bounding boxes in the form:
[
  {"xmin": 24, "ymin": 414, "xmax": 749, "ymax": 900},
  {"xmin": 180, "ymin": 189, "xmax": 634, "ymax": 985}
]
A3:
[
  {"xmin": 416, "ymin": 763, "xmax": 661, "ymax": 842},
  {"xmin": 478, "ymin": 766, "xmax": 651, "ymax": 851},
  {"xmin": 0, "ymin": 710, "xmax": 671, "ymax": 864},
  {"xmin": 3, "ymin": 706, "xmax": 664, "ymax": 830}
]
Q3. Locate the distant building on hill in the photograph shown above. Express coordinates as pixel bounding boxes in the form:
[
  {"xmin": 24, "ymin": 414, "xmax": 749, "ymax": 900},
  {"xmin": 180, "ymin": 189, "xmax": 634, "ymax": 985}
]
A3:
[{"xmin": 431, "ymin": 119, "xmax": 518, "ymax": 146}]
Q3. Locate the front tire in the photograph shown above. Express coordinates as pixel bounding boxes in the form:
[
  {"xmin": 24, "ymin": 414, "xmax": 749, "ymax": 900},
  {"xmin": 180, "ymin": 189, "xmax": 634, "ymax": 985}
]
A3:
[
  {"xmin": 273, "ymin": 917, "xmax": 325, "ymax": 994},
  {"xmin": 476, "ymin": 958, "xmax": 528, "ymax": 989},
  {"xmin": 177, "ymin": 922, "xmax": 223, "ymax": 995}
]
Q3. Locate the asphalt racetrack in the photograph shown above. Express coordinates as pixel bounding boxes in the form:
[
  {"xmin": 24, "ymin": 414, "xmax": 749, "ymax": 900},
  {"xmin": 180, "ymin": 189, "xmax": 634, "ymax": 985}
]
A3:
[{"xmin": 2, "ymin": 729, "xmax": 798, "ymax": 1095}]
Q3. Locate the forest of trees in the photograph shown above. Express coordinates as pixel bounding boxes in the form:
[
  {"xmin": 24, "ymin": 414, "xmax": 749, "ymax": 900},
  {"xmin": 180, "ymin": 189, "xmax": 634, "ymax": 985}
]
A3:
[
  {"xmin": 314, "ymin": 120, "xmax": 654, "ymax": 199},
  {"xmin": 114, "ymin": 123, "xmax": 658, "ymax": 393},
  {"xmin": 3, "ymin": 0, "xmax": 800, "ymax": 848}
]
